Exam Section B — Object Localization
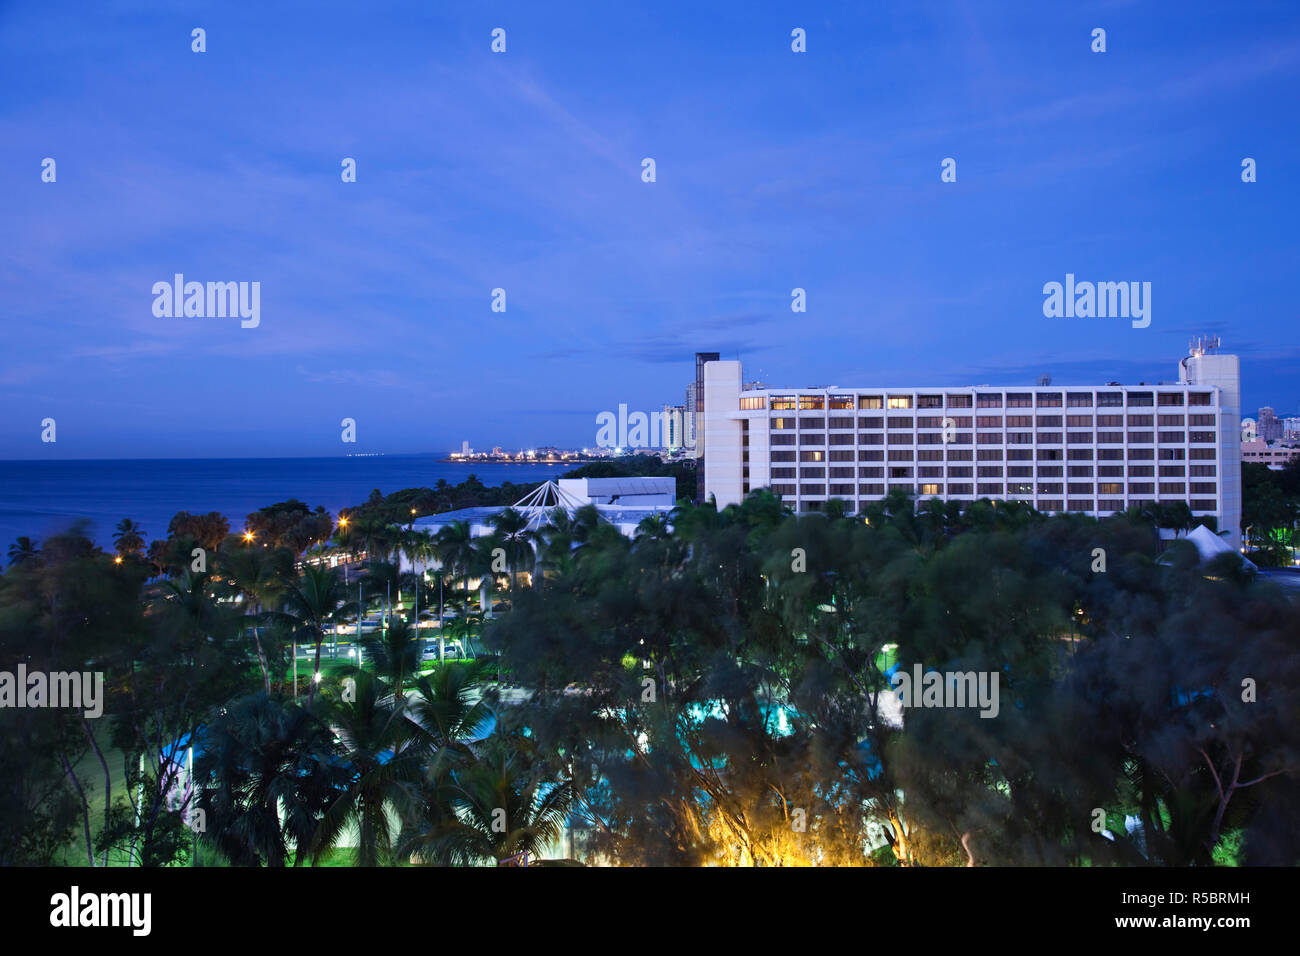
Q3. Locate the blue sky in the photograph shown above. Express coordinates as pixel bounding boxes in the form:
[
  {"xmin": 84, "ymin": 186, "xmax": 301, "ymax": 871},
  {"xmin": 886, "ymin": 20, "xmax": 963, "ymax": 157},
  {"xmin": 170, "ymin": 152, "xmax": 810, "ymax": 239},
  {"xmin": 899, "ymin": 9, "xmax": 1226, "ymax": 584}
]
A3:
[{"xmin": 2, "ymin": 0, "xmax": 1298, "ymax": 459}]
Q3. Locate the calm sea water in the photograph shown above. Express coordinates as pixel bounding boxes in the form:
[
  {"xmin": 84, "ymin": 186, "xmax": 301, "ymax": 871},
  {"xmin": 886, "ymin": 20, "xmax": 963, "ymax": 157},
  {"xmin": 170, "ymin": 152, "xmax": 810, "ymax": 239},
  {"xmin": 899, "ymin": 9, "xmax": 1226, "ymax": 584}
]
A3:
[{"xmin": 0, "ymin": 456, "xmax": 567, "ymax": 550}]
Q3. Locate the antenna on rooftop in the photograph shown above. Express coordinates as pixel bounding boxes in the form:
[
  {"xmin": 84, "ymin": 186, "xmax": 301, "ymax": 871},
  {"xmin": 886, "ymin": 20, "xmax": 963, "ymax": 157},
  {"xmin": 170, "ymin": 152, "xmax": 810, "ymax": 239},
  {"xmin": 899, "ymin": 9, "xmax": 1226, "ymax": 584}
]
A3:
[
  {"xmin": 1189, "ymin": 335, "xmax": 1221, "ymax": 357},
  {"xmin": 1037, "ymin": 375, "xmax": 1052, "ymax": 386}
]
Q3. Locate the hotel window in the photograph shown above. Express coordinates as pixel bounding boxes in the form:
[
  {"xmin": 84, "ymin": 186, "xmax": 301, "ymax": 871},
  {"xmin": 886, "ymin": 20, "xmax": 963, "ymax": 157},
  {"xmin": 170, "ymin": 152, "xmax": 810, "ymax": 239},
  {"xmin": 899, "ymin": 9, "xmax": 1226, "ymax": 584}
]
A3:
[
  {"xmin": 829, "ymin": 434, "xmax": 855, "ymax": 445},
  {"xmin": 946, "ymin": 394, "xmax": 973, "ymax": 408},
  {"xmin": 947, "ymin": 449, "xmax": 973, "ymax": 460},
  {"xmin": 887, "ymin": 449, "xmax": 914, "ymax": 461},
  {"xmin": 1007, "ymin": 393, "xmax": 1032, "ymax": 408},
  {"xmin": 888, "ymin": 433, "xmax": 915, "ymax": 445},
  {"xmin": 1158, "ymin": 431, "xmax": 1185, "ymax": 444},
  {"xmin": 1126, "ymin": 414, "xmax": 1152, "ymax": 426},
  {"xmin": 1158, "ymin": 482, "xmax": 1186, "ymax": 495},
  {"xmin": 859, "ymin": 450, "xmax": 884, "ymax": 461},
  {"xmin": 919, "ymin": 483, "xmax": 941, "ymax": 496},
  {"xmin": 977, "ymin": 483, "xmax": 1004, "ymax": 495},
  {"xmin": 1188, "ymin": 392, "xmax": 1212, "ymax": 406},
  {"xmin": 1189, "ymin": 448, "xmax": 1215, "ymax": 460},
  {"xmin": 1128, "ymin": 392, "xmax": 1154, "ymax": 407},
  {"xmin": 1098, "ymin": 466, "xmax": 1123, "ymax": 477},
  {"xmin": 1127, "ymin": 431, "xmax": 1154, "ymax": 443},
  {"xmin": 1067, "ymin": 501, "xmax": 1092, "ymax": 512},
  {"xmin": 859, "ymin": 466, "xmax": 883, "ymax": 478},
  {"xmin": 917, "ymin": 416, "xmax": 943, "ymax": 428},
  {"xmin": 977, "ymin": 415, "xmax": 1003, "ymax": 427},
  {"xmin": 1158, "ymin": 393, "xmax": 1185, "ymax": 406},
  {"xmin": 800, "ymin": 467, "xmax": 825, "ymax": 479},
  {"xmin": 1068, "ymin": 448, "xmax": 1094, "ymax": 460},
  {"xmin": 770, "ymin": 396, "xmax": 796, "ymax": 410},
  {"xmin": 1037, "ymin": 466, "xmax": 1063, "ymax": 477},
  {"xmin": 1008, "ymin": 449, "xmax": 1033, "ymax": 461},
  {"xmin": 1189, "ymin": 431, "xmax": 1215, "ymax": 443},
  {"xmin": 1158, "ymin": 447, "xmax": 1185, "ymax": 460},
  {"xmin": 771, "ymin": 417, "xmax": 795, "ymax": 429},
  {"xmin": 888, "ymin": 416, "xmax": 914, "ymax": 428},
  {"xmin": 1128, "ymin": 448, "xmax": 1154, "ymax": 460},
  {"xmin": 1189, "ymin": 414, "xmax": 1215, "ymax": 427},
  {"xmin": 918, "ymin": 433, "xmax": 944, "ymax": 445},
  {"xmin": 1067, "ymin": 393, "xmax": 1093, "ymax": 407},
  {"xmin": 828, "ymin": 416, "xmax": 854, "ymax": 429},
  {"xmin": 1037, "ymin": 416, "xmax": 1063, "ymax": 427},
  {"xmin": 858, "ymin": 395, "xmax": 883, "ymax": 409},
  {"xmin": 947, "ymin": 466, "xmax": 973, "ymax": 478},
  {"xmin": 1159, "ymin": 465, "xmax": 1185, "ymax": 477},
  {"xmin": 858, "ymin": 416, "xmax": 883, "ymax": 428},
  {"xmin": 1008, "ymin": 432, "xmax": 1033, "ymax": 444},
  {"xmin": 799, "ymin": 432, "xmax": 825, "ymax": 445},
  {"xmin": 1008, "ymin": 482, "xmax": 1033, "ymax": 494},
  {"xmin": 919, "ymin": 466, "xmax": 943, "ymax": 478},
  {"xmin": 887, "ymin": 396, "xmax": 913, "ymax": 409},
  {"xmin": 1037, "ymin": 432, "xmax": 1063, "ymax": 444},
  {"xmin": 799, "ymin": 416, "xmax": 825, "ymax": 428},
  {"xmin": 1097, "ymin": 392, "xmax": 1123, "ymax": 407},
  {"xmin": 1037, "ymin": 483, "xmax": 1063, "ymax": 494},
  {"xmin": 829, "ymin": 396, "xmax": 854, "ymax": 410},
  {"xmin": 890, "ymin": 467, "xmax": 914, "ymax": 479},
  {"xmin": 918, "ymin": 450, "xmax": 944, "ymax": 461},
  {"xmin": 1097, "ymin": 431, "xmax": 1123, "ymax": 443},
  {"xmin": 770, "ymin": 484, "xmax": 796, "ymax": 496},
  {"xmin": 948, "ymin": 483, "xmax": 973, "ymax": 495},
  {"xmin": 771, "ymin": 468, "xmax": 796, "ymax": 479},
  {"xmin": 1006, "ymin": 415, "xmax": 1032, "ymax": 427},
  {"xmin": 1037, "ymin": 448, "xmax": 1064, "ymax": 461},
  {"xmin": 858, "ymin": 433, "xmax": 884, "ymax": 445},
  {"xmin": 1037, "ymin": 393, "xmax": 1063, "ymax": 407},
  {"xmin": 800, "ymin": 484, "xmax": 826, "ymax": 496},
  {"xmin": 1190, "ymin": 499, "xmax": 1216, "ymax": 511},
  {"xmin": 977, "ymin": 394, "xmax": 1003, "ymax": 408},
  {"xmin": 1099, "ymin": 500, "xmax": 1124, "ymax": 512},
  {"xmin": 1066, "ymin": 415, "xmax": 1093, "ymax": 427},
  {"xmin": 1190, "ymin": 482, "xmax": 1217, "ymax": 495},
  {"xmin": 977, "ymin": 433, "xmax": 1003, "ymax": 444},
  {"xmin": 799, "ymin": 396, "xmax": 825, "ymax": 410},
  {"xmin": 917, "ymin": 395, "xmax": 943, "ymax": 408},
  {"xmin": 771, "ymin": 434, "xmax": 796, "ymax": 445},
  {"xmin": 740, "ymin": 396, "xmax": 767, "ymax": 410},
  {"xmin": 1158, "ymin": 414, "xmax": 1185, "ymax": 426},
  {"xmin": 977, "ymin": 449, "xmax": 1004, "ymax": 461},
  {"xmin": 772, "ymin": 451, "xmax": 796, "ymax": 462},
  {"xmin": 829, "ymin": 484, "xmax": 855, "ymax": 496},
  {"xmin": 1066, "ymin": 432, "xmax": 1093, "ymax": 444},
  {"xmin": 829, "ymin": 450, "xmax": 854, "ymax": 461},
  {"xmin": 859, "ymin": 483, "xmax": 884, "ymax": 495},
  {"xmin": 800, "ymin": 450, "xmax": 825, "ymax": 462},
  {"xmin": 1190, "ymin": 464, "xmax": 1217, "ymax": 477},
  {"xmin": 1129, "ymin": 465, "xmax": 1154, "ymax": 477},
  {"xmin": 1068, "ymin": 465, "xmax": 1094, "ymax": 477},
  {"xmin": 950, "ymin": 416, "xmax": 972, "ymax": 427},
  {"xmin": 1068, "ymin": 483, "xmax": 1094, "ymax": 495}
]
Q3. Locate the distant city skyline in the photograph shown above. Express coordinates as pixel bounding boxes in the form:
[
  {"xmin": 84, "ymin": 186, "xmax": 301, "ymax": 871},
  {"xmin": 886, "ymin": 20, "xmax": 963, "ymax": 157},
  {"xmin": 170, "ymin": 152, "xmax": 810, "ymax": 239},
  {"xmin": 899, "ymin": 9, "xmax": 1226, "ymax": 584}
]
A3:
[{"xmin": 4, "ymin": 1, "xmax": 1299, "ymax": 460}]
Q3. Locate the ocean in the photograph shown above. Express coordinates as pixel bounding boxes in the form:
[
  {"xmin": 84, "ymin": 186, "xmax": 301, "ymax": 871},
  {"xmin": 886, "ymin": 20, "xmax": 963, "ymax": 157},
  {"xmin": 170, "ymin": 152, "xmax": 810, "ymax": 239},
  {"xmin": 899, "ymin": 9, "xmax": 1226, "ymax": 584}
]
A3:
[{"xmin": 0, "ymin": 456, "xmax": 568, "ymax": 551}]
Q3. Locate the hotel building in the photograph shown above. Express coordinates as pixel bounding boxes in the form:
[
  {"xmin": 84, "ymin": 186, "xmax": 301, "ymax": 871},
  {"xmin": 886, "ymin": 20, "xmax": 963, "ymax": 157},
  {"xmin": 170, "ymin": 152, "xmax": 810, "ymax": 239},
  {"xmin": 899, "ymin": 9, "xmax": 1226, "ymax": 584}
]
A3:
[{"xmin": 701, "ymin": 346, "xmax": 1242, "ymax": 549}]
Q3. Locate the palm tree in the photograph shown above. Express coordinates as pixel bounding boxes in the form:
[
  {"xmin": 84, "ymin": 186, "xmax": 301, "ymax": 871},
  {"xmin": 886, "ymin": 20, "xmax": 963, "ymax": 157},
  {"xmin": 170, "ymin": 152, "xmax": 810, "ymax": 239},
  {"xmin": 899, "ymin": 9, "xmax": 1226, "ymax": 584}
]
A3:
[
  {"xmin": 311, "ymin": 671, "xmax": 428, "ymax": 866},
  {"xmin": 404, "ymin": 728, "xmax": 573, "ymax": 866},
  {"xmin": 486, "ymin": 508, "xmax": 537, "ymax": 595},
  {"xmin": 275, "ymin": 564, "xmax": 358, "ymax": 707},
  {"xmin": 436, "ymin": 519, "xmax": 482, "ymax": 620},
  {"xmin": 112, "ymin": 519, "xmax": 146, "ymax": 560},
  {"xmin": 6, "ymin": 536, "xmax": 40, "ymax": 568},
  {"xmin": 217, "ymin": 547, "xmax": 291, "ymax": 694},
  {"xmin": 356, "ymin": 611, "xmax": 423, "ymax": 700}
]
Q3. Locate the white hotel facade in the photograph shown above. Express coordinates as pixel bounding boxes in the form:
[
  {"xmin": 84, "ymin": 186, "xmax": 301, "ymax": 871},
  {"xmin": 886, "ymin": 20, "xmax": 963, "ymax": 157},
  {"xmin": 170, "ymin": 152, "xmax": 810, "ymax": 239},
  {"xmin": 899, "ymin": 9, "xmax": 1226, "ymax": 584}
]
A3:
[{"xmin": 701, "ymin": 347, "xmax": 1242, "ymax": 549}]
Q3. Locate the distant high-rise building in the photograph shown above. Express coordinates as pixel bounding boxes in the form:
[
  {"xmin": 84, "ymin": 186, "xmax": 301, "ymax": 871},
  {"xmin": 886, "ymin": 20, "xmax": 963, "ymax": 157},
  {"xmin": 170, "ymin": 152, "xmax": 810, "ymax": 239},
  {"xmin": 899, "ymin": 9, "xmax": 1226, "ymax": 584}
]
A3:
[
  {"xmin": 461, "ymin": 440, "xmax": 472, "ymax": 456},
  {"xmin": 1258, "ymin": 406, "xmax": 1282, "ymax": 441},
  {"xmin": 1283, "ymin": 417, "xmax": 1300, "ymax": 440},
  {"xmin": 692, "ymin": 352, "xmax": 720, "ymax": 500},
  {"xmin": 662, "ymin": 404, "xmax": 686, "ymax": 452}
]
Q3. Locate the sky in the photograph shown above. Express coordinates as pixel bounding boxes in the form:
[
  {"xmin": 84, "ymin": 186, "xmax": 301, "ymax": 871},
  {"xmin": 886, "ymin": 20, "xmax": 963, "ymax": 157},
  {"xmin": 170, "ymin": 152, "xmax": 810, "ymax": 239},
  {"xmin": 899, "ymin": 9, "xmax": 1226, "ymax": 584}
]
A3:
[{"xmin": 2, "ymin": 0, "xmax": 1298, "ymax": 459}]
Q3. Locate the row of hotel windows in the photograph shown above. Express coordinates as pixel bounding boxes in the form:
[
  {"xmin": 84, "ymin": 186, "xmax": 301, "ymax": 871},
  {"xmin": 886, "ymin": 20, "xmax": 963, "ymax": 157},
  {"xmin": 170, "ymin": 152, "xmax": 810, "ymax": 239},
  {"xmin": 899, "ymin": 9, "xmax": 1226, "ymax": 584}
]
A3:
[
  {"xmin": 742, "ymin": 391, "xmax": 1215, "ymax": 411},
  {"xmin": 775, "ymin": 448, "xmax": 1217, "ymax": 462},
  {"xmin": 769, "ymin": 482, "xmax": 1214, "ymax": 496},
  {"xmin": 773, "ymin": 466, "xmax": 1216, "ymax": 479},
  {"xmin": 770, "ymin": 415, "xmax": 1217, "ymax": 428},
  {"xmin": 775, "ymin": 495, "xmax": 1220, "ymax": 514},
  {"xmin": 770, "ymin": 431, "xmax": 1218, "ymax": 447}
]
